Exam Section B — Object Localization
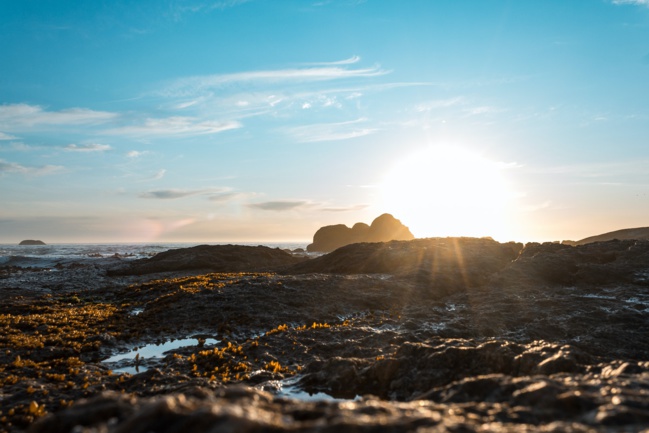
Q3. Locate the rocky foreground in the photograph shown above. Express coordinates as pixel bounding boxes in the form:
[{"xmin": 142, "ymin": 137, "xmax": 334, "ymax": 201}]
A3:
[{"xmin": 1, "ymin": 239, "xmax": 649, "ymax": 432}]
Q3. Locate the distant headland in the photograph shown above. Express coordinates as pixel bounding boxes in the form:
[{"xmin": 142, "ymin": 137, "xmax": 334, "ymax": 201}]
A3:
[{"xmin": 563, "ymin": 226, "xmax": 649, "ymax": 246}]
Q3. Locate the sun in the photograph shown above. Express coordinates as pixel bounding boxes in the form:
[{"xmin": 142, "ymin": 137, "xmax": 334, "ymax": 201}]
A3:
[{"xmin": 380, "ymin": 145, "xmax": 514, "ymax": 240}]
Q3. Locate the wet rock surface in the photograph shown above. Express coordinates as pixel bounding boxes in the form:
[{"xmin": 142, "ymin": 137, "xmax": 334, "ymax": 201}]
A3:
[{"xmin": 1, "ymin": 238, "xmax": 649, "ymax": 432}]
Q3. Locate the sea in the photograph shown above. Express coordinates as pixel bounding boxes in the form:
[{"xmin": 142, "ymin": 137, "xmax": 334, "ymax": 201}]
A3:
[{"xmin": 0, "ymin": 242, "xmax": 310, "ymax": 268}]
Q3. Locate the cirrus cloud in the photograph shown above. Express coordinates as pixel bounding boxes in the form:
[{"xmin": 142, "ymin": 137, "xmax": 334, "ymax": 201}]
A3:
[
  {"xmin": 247, "ymin": 200, "xmax": 313, "ymax": 211},
  {"xmin": 105, "ymin": 116, "xmax": 241, "ymax": 136},
  {"xmin": 612, "ymin": 0, "xmax": 649, "ymax": 5},
  {"xmin": 0, "ymin": 159, "xmax": 64, "ymax": 176},
  {"xmin": 208, "ymin": 191, "xmax": 253, "ymax": 202},
  {"xmin": 321, "ymin": 204, "xmax": 369, "ymax": 212},
  {"xmin": 139, "ymin": 187, "xmax": 231, "ymax": 199},
  {"xmin": 64, "ymin": 143, "xmax": 112, "ymax": 152},
  {"xmin": 162, "ymin": 63, "xmax": 388, "ymax": 97},
  {"xmin": 286, "ymin": 118, "xmax": 378, "ymax": 142},
  {"xmin": 139, "ymin": 189, "xmax": 208, "ymax": 199},
  {"xmin": 0, "ymin": 104, "xmax": 117, "ymax": 131}
]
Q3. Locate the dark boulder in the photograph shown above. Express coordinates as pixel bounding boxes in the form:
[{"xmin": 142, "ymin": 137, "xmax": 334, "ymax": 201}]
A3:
[
  {"xmin": 307, "ymin": 214, "xmax": 414, "ymax": 252},
  {"xmin": 19, "ymin": 240, "xmax": 46, "ymax": 245},
  {"xmin": 292, "ymin": 237, "xmax": 523, "ymax": 294},
  {"xmin": 108, "ymin": 244, "xmax": 307, "ymax": 276}
]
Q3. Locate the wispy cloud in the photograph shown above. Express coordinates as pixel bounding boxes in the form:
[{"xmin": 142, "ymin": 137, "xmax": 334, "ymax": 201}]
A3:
[
  {"xmin": 247, "ymin": 199, "xmax": 366, "ymax": 212},
  {"xmin": 105, "ymin": 117, "xmax": 241, "ymax": 136},
  {"xmin": 206, "ymin": 0, "xmax": 252, "ymax": 10},
  {"xmin": 247, "ymin": 200, "xmax": 313, "ymax": 211},
  {"xmin": 152, "ymin": 169, "xmax": 166, "ymax": 180},
  {"xmin": 208, "ymin": 191, "xmax": 253, "ymax": 202},
  {"xmin": 313, "ymin": 0, "xmax": 367, "ymax": 6},
  {"xmin": 139, "ymin": 187, "xmax": 229, "ymax": 199},
  {"xmin": 0, "ymin": 132, "xmax": 17, "ymax": 140},
  {"xmin": 139, "ymin": 189, "xmax": 207, "ymax": 199},
  {"xmin": 612, "ymin": 0, "xmax": 649, "ymax": 6},
  {"xmin": 126, "ymin": 150, "xmax": 149, "ymax": 158},
  {"xmin": 139, "ymin": 169, "xmax": 167, "ymax": 182},
  {"xmin": 0, "ymin": 104, "xmax": 117, "ymax": 130},
  {"xmin": 321, "ymin": 204, "xmax": 369, "ymax": 212},
  {"xmin": 171, "ymin": 0, "xmax": 252, "ymax": 18},
  {"xmin": 0, "ymin": 159, "xmax": 64, "ymax": 176},
  {"xmin": 163, "ymin": 64, "xmax": 388, "ymax": 97},
  {"xmin": 286, "ymin": 118, "xmax": 378, "ymax": 142},
  {"xmin": 64, "ymin": 143, "xmax": 112, "ymax": 152},
  {"xmin": 155, "ymin": 66, "xmax": 427, "ymax": 131}
]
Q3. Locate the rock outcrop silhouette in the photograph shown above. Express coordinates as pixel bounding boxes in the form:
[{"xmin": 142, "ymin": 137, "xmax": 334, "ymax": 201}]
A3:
[
  {"xmin": 564, "ymin": 226, "xmax": 649, "ymax": 246},
  {"xmin": 18, "ymin": 240, "xmax": 46, "ymax": 245},
  {"xmin": 306, "ymin": 213, "xmax": 414, "ymax": 252}
]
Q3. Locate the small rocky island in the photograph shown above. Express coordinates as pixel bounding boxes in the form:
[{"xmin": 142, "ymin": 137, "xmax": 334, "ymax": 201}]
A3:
[
  {"xmin": 18, "ymin": 240, "xmax": 46, "ymax": 245},
  {"xmin": 307, "ymin": 213, "xmax": 414, "ymax": 252}
]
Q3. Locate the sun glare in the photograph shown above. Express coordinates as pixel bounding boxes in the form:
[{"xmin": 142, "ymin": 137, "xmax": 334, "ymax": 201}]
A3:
[{"xmin": 381, "ymin": 146, "xmax": 514, "ymax": 240}]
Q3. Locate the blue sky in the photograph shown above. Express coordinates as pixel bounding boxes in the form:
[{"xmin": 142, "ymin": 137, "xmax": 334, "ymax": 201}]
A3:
[{"xmin": 1, "ymin": 0, "xmax": 648, "ymax": 243}]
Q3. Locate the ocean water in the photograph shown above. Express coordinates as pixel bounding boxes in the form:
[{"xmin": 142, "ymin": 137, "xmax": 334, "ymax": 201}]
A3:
[{"xmin": 0, "ymin": 242, "xmax": 309, "ymax": 268}]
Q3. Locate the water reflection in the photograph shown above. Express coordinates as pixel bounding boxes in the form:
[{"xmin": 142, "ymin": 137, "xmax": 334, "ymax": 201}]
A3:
[{"xmin": 104, "ymin": 337, "xmax": 219, "ymax": 373}]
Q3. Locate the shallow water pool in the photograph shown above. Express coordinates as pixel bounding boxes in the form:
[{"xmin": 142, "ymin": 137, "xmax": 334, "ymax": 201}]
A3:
[{"xmin": 103, "ymin": 337, "xmax": 219, "ymax": 373}]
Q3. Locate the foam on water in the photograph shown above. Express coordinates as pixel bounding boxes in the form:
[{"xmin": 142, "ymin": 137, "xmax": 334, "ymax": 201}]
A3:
[
  {"xmin": 0, "ymin": 242, "xmax": 309, "ymax": 268},
  {"xmin": 579, "ymin": 293, "xmax": 616, "ymax": 300}
]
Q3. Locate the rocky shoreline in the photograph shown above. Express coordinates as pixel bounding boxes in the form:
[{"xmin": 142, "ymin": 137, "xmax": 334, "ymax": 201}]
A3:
[{"xmin": 1, "ymin": 238, "xmax": 649, "ymax": 432}]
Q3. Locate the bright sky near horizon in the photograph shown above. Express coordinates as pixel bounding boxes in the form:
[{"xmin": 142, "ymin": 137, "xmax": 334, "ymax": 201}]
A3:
[{"xmin": 1, "ymin": 0, "xmax": 648, "ymax": 244}]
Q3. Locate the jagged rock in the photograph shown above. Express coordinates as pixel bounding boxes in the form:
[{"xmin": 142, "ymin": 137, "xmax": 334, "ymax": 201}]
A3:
[
  {"xmin": 492, "ymin": 239, "xmax": 649, "ymax": 287},
  {"xmin": 108, "ymin": 244, "xmax": 307, "ymax": 276},
  {"xmin": 298, "ymin": 339, "xmax": 596, "ymax": 401},
  {"xmin": 306, "ymin": 214, "xmax": 414, "ymax": 252},
  {"xmin": 18, "ymin": 240, "xmax": 46, "ymax": 245}
]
